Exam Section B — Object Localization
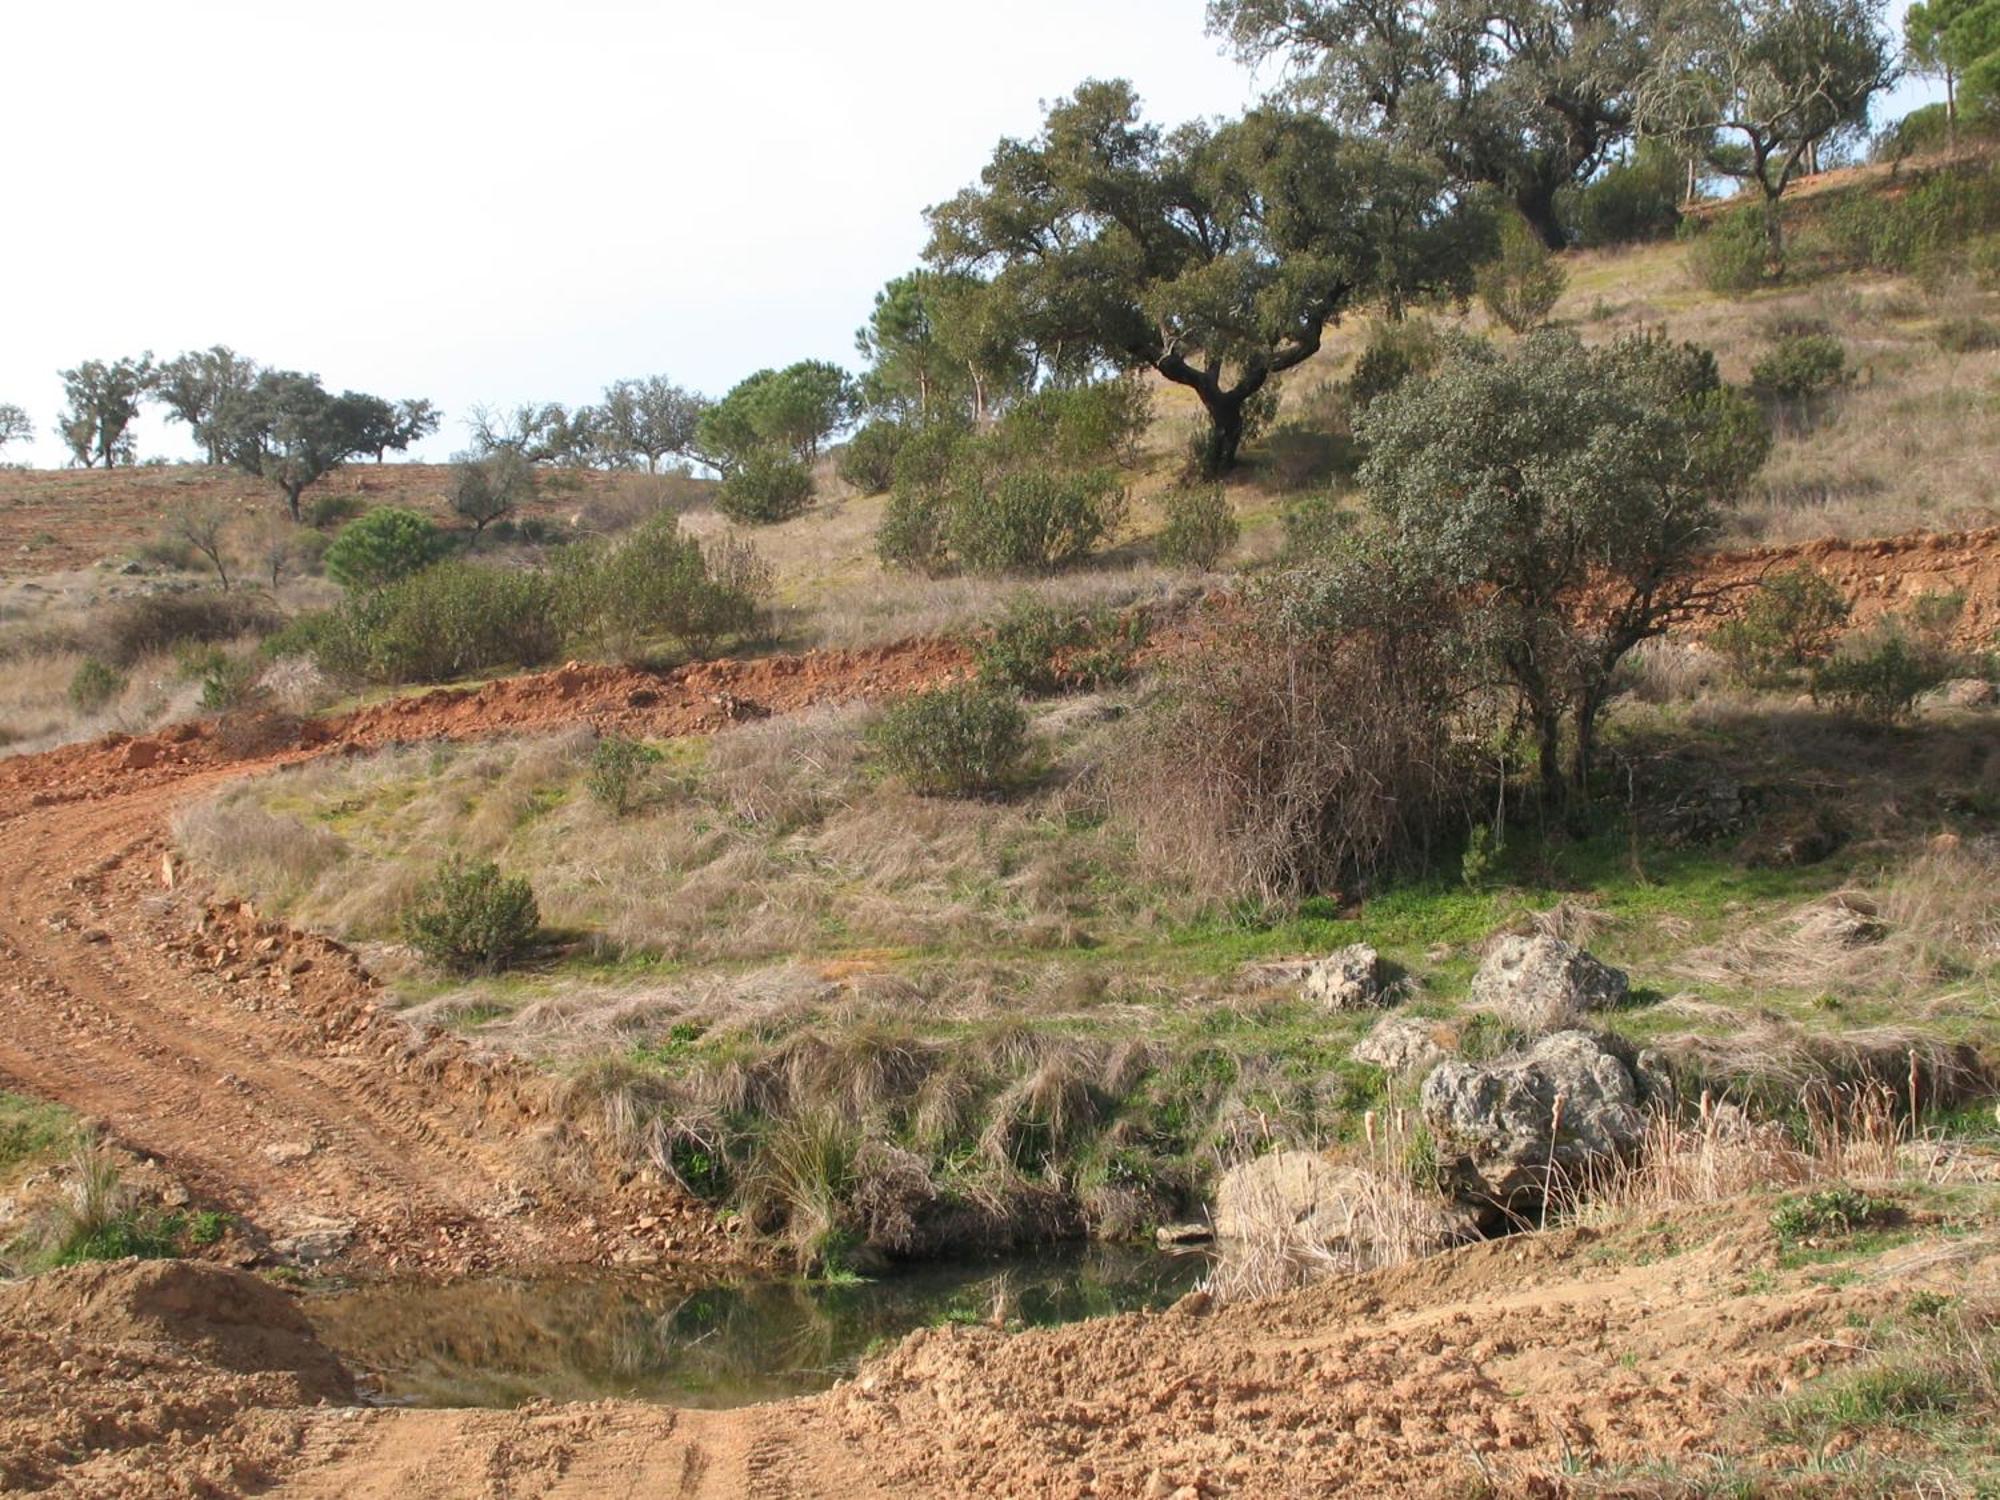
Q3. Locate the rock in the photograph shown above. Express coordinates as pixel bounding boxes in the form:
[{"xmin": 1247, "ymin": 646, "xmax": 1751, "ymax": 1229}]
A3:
[
  {"xmin": 262, "ymin": 1142, "xmax": 314, "ymax": 1166},
  {"xmin": 1470, "ymin": 935, "xmax": 1627, "ymax": 1032},
  {"xmin": 1301, "ymin": 943, "xmax": 1387, "ymax": 1009},
  {"xmin": 120, "ymin": 739, "xmax": 163, "ymax": 771},
  {"xmin": 267, "ymin": 1216, "xmax": 353, "ymax": 1266},
  {"xmin": 1212, "ymin": 1151, "xmax": 1356, "ymax": 1243},
  {"xmin": 1155, "ymin": 1222, "xmax": 1214, "ymax": 1248},
  {"xmin": 117, "ymin": 560, "xmax": 144, "ymax": 576},
  {"xmin": 1419, "ymin": 1030, "xmax": 1646, "ymax": 1213},
  {"xmin": 1351, "ymin": 1016, "xmax": 1448, "ymax": 1075},
  {"xmin": 1931, "ymin": 677, "xmax": 1996, "ymax": 709}
]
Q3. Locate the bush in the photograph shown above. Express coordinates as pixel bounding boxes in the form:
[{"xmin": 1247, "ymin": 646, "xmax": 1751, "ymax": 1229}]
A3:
[
  {"xmin": 947, "ymin": 469, "xmax": 1127, "ymax": 576},
  {"xmin": 325, "ymin": 507, "xmax": 444, "ymax": 591},
  {"xmin": 67, "ymin": 658, "xmax": 125, "ymax": 712},
  {"xmin": 1770, "ymin": 1186, "xmax": 1891, "ymax": 1243},
  {"xmin": 303, "ymin": 493, "xmax": 366, "ymax": 530},
  {"xmin": 1750, "ymin": 334, "xmax": 1847, "ymax": 403},
  {"xmin": 868, "ymin": 685, "xmax": 1030, "ymax": 796},
  {"xmin": 1477, "ymin": 217, "xmax": 1568, "ymax": 333},
  {"xmin": 449, "ymin": 449, "xmax": 534, "ymax": 535},
  {"xmin": 586, "ymin": 735, "xmax": 661, "ymax": 816},
  {"xmin": 836, "ymin": 421, "xmax": 907, "ymax": 494},
  {"xmin": 974, "ymin": 595, "xmax": 1142, "ymax": 697},
  {"xmin": 186, "ymin": 647, "xmax": 259, "ymax": 711},
  {"xmin": 1812, "ymin": 628, "xmax": 1951, "ymax": 722},
  {"xmin": 987, "ymin": 379, "xmax": 1152, "ymax": 471},
  {"xmin": 1346, "ymin": 319, "xmax": 1446, "ymax": 412},
  {"xmin": 1563, "ymin": 142, "xmax": 1685, "ymax": 247},
  {"xmin": 1156, "ymin": 486, "xmax": 1240, "ymax": 571},
  {"xmin": 1711, "ymin": 568, "xmax": 1850, "ymax": 684},
  {"xmin": 877, "ymin": 425, "xmax": 970, "ymax": 574},
  {"xmin": 92, "ymin": 591, "xmax": 280, "ymax": 667},
  {"xmin": 556, "ymin": 513, "xmax": 761, "ymax": 661},
  {"xmin": 297, "ymin": 563, "xmax": 561, "ymax": 685},
  {"xmin": 1683, "ymin": 204, "xmax": 1771, "ymax": 294},
  {"xmin": 717, "ymin": 447, "xmax": 814, "ymax": 525},
  {"xmin": 400, "ymin": 858, "xmax": 540, "ymax": 975},
  {"xmin": 1935, "ymin": 315, "xmax": 2000, "ymax": 353},
  {"xmin": 1825, "ymin": 163, "xmax": 2000, "ymax": 277}
]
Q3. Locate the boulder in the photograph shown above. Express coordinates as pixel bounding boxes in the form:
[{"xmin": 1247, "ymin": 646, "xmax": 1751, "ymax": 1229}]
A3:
[
  {"xmin": 1470, "ymin": 935, "xmax": 1628, "ymax": 1032},
  {"xmin": 1932, "ymin": 678, "xmax": 1996, "ymax": 710},
  {"xmin": 1212, "ymin": 1151, "xmax": 1360, "ymax": 1244},
  {"xmin": 1419, "ymin": 1030, "xmax": 1646, "ymax": 1213},
  {"xmin": 1351, "ymin": 1016, "xmax": 1449, "ymax": 1075},
  {"xmin": 1211, "ymin": 1151, "xmax": 1478, "ymax": 1263},
  {"xmin": 1301, "ymin": 943, "xmax": 1387, "ymax": 1009}
]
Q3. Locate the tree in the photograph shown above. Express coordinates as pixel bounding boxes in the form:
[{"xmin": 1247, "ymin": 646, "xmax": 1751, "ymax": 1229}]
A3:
[
  {"xmin": 468, "ymin": 402, "xmax": 577, "ymax": 464},
  {"xmin": 213, "ymin": 370, "xmax": 383, "ymax": 520},
  {"xmin": 856, "ymin": 272, "xmax": 982, "ymax": 422},
  {"xmin": 449, "ymin": 447, "xmax": 535, "ymax": 535},
  {"xmin": 168, "ymin": 502, "xmax": 234, "ymax": 591},
  {"xmin": 56, "ymin": 355, "xmax": 154, "ymax": 469},
  {"xmin": 1640, "ymin": 0, "xmax": 1895, "ymax": 259},
  {"xmin": 1209, "ymin": 0, "xmax": 1649, "ymax": 249},
  {"xmin": 325, "ymin": 506, "xmax": 444, "ymax": 590},
  {"xmin": 1909, "ymin": 0, "xmax": 2000, "ymax": 136},
  {"xmin": 1352, "ymin": 328, "xmax": 1768, "ymax": 801},
  {"xmin": 928, "ymin": 79, "xmax": 1475, "ymax": 475},
  {"xmin": 153, "ymin": 347, "xmax": 259, "ymax": 464},
  {"xmin": 0, "ymin": 404, "xmax": 31, "ymax": 458},
  {"xmin": 591, "ymin": 376, "xmax": 707, "ymax": 471},
  {"xmin": 695, "ymin": 362, "xmax": 858, "ymax": 472}
]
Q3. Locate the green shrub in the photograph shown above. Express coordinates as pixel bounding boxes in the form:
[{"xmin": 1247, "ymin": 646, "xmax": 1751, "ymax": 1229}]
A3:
[
  {"xmin": 947, "ymin": 469, "xmax": 1126, "ymax": 576},
  {"xmin": 1477, "ymin": 217, "xmax": 1568, "ymax": 333},
  {"xmin": 1812, "ymin": 629, "xmax": 1950, "ymax": 722},
  {"xmin": 717, "ymin": 447, "xmax": 814, "ymax": 525},
  {"xmin": 877, "ymin": 425, "xmax": 971, "ymax": 573},
  {"xmin": 987, "ymin": 379, "xmax": 1152, "ymax": 471},
  {"xmin": 975, "ymin": 595, "xmax": 1142, "ymax": 696},
  {"xmin": 1346, "ymin": 319, "xmax": 1446, "ymax": 411},
  {"xmin": 836, "ymin": 421, "xmax": 907, "ymax": 494},
  {"xmin": 1711, "ymin": 568, "xmax": 1850, "ymax": 684},
  {"xmin": 1682, "ymin": 204, "xmax": 1771, "ymax": 294},
  {"xmin": 586, "ymin": 735, "xmax": 661, "ymax": 816},
  {"xmin": 67, "ymin": 657, "xmax": 125, "ymax": 712},
  {"xmin": 306, "ymin": 563, "xmax": 560, "ymax": 685},
  {"xmin": 1750, "ymin": 334, "xmax": 1848, "ymax": 403},
  {"xmin": 1824, "ymin": 162, "xmax": 2000, "ymax": 276},
  {"xmin": 325, "ymin": 506, "xmax": 444, "ymax": 591},
  {"xmin": 303, "ymin": 493, "xmax": 367, "ymax": 530},
  {"xmin": 1156, "ymin": 486, "xmax": 1240, "ymax": 571},
  {"xmin": 1770, "ymin": 1186, "xmax": 1892, "ymax": 1243},
  {"xmin": 868, "ymin": 685, "xmax": 1030, "ymax": 795},
  {"xmin": 556, "ymin": 513, "xmax": 759, "ymax": 661},
  {"xmin": 400, "ymin": 857, "xmax": 540, "ymax": 975},
  {"xmin": 186, "ymin": 648, "xmax": 259, "ymax": 711},
  {"xmin": 1563, "ymin": 142, "xmax": 1685, "ymax": 247}
]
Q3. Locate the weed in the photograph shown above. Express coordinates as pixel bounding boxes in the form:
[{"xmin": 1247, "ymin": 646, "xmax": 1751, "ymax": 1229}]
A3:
[{"xmin": 1769, "ymin": 1186, "xmax": 1892, "ymax": 1245}]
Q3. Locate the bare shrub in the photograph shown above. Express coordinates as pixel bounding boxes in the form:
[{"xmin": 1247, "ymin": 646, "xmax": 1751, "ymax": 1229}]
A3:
[
  {"xmin": 91, "ymin": 592, "xmax": 280, "ymax": 667},
  {"xmin": 173, "ymin": 800, "xmax": 345, "ymax": 901}
]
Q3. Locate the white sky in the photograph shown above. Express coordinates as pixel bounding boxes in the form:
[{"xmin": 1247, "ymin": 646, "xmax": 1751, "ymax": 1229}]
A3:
[{"xmin": 2, "ymin": 0, "xmax": 1939, "ymax": 468}]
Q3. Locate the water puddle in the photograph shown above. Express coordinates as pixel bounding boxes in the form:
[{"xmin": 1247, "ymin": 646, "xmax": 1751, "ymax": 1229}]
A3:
[{"xmin": 306, "ymin": 1242, "xmax": 1211, "ymax": 1409}]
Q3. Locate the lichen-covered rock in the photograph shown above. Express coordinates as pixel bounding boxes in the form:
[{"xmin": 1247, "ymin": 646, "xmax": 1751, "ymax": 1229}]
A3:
[
  {"xmin": 1350, "ymin": 1016, "xmax": 1448, "ymax": 1075},
  {"xmin": 1470, "ymin": 935, "xmax": 1628, "ymax": 1032},
  {"xmin": 1418, "ymin": 1030, "xmax": 1645, "ymax": 1213},
  {"xmin": 1302, "ymin": 944, "xmax": 1386, "ymax": 1009}
]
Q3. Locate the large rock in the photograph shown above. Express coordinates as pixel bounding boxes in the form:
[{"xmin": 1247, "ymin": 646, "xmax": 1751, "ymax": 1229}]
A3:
[
  {"xmin": 1211, "ymin": 1151, "xmax": 1477, "ymax": 1264},
  {"xmin": 1301, "ymin": 944, "xmax": 1387, "ymax": 1009},
  {"xmin": 1351, "ymin": 1016, "xmax": 1449, "ymax": 1075},
  {"xmin": 1419, "ymin": 1030, "xmax": 1646, "ymax": 1213},
  {"xmin": 1470, "ymin": 935, "xmax": 1628, "ymax": 1032}
]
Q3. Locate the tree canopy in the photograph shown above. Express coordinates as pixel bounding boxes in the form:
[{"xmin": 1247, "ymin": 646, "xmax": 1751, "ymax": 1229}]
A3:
[
  {"xmin": 213, "ymin": 370, "xmax": 405, "ymax": 519},
  {"xmin": 695, "ymin": 361, "xmax": 857, "ymax": 472},
  {"xmin": 56, "ymin": 355, "xmax": 154, "ymax": 469},
  {"xmin": 153, "ymin": 347, "xmax": 258, "ymax": 465},
  {"xmin": 926, "ymin": 78, "xmax": 1480, "ymax": 474},
  {"xmin": 0, "ymin": 404, "xmax": 31, "ymax": 456}
]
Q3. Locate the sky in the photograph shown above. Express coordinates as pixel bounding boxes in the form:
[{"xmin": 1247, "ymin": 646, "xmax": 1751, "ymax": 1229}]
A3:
[{"xmin": 2, "ymin": 0, "xmax": 1940, "ymax": 469}]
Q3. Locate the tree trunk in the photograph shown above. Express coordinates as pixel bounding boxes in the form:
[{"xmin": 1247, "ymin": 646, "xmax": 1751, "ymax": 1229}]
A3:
[
  {"xmin": 1535, "ymin": 704, "xmax": 1565, "ymax": 809},
  {"xmin": 1569, "ymin": 690, "xmax": 1602, "ymax": 795},
  {"xmin": 1947, "ymin": 72, "xmax": 1958, "ymax": 151},
  {"xmin": 282, "ymin": 482, "xmax": 303, "ymax": 523},
  {"xmin": 1515, "ymin": 182, "xmax": 1567, "ymax": 252},
  {"xmin": 1197, "ymin": 391, "xmax": 1247, "ymax": 477}
]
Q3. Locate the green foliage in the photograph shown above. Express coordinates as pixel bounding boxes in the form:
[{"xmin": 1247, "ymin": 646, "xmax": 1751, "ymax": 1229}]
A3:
[
  {"xmin": 1770, "ymin": 1186, "xmax": 1893, "ymax": 1243},
  {"xmin": 1346, "ymin": 319, "xmax": 1446, "ymax": 412},
  {"xmin": 0, "ymin": 1093, "xmax": 72, "ymax": 1174},
  {"xmin": 1156, "ymin": 486, "xmax": 1240, "ymax": 571},
  {"xmin": 1824, "ymin": 161, "xmax": 2000, "ymax": 275},
  {"xmin": 400, "ymin": 857, "xmax": 541, "ymax": 976},
  {"xmin": 586, "ymin": 736, "xmax": 661, "ymax": 817},
  {"xmin": 287, "ymin": 563, "xmax": 561, "ymax": 685},
  {"xmin": 867, "ymin": 685, "xmax": 1030, "ymax": 796},
  {"xmin": 1750, "ymin": 334, "xmax": 1847, "ymax": 403},
  {"xmin": 190, "ymin": 649, "xmax": 258, "ymax": 711},
  {"xmin": 212, "ymin": 368, "xmax": 421, "ymax": 519},
  {"xmin": 1477, "ymin": 217, "xmax": 1568, "ymax": 333},
  {"xmin": 67, "ymin": 657, "xmax": 125, "ymax": 712},
  {"xmin": 1682, "ymin": 204, "xmax": 1772, "ymax": 294},
  {"xmin": 836, "ymin": 421, "xmax": 907, "ymax": 494},
  {"xmin": 974, "ymin": 595, "xmax": 1143, "ymax": 696},
  {"xmin": 449, "ymin": 448, "xmax": 535, "ymax": 534},
  {"xmin": 325, "ymin": 506, "xmax": 444, "ymax": 591},
  {"xmin": 1562, "ymin": 141, "xmax": 1687, "ymax": 247},
  {"xmin": 304, "ymin": 493, "xmax": 366, "ymax": 530},
  {"xmin": 947, "ymin": 469, "xmax": 1127, "ymax": 576},
  {"xmin": 56, "ymin": 354, "xmax": 154, "ymax": 469},
  {"xmin": 986, "ymin": 380, "xmax": 1152, "ymax": 472},
  {"xmin": 1935, "ymin": 315, "xmax": 2000, "ymax": 352},
  {"xmin": 698, "ymin": 362, "xmax": 857, "ymax": 470},
  {"xmin": 556, "ymin": 513, "xmax": 762, "ymax": 661},
  {"xmin": 1711, "ymin": 567, "xmax": 1850, "ymax": 683},
  {"xmin": 1811, "ymin": 628, "xmax": 1953, "ymax": 721},
  {"xmin": 717, "ymin": 447, "xmax": 815, "ymax": 525}
]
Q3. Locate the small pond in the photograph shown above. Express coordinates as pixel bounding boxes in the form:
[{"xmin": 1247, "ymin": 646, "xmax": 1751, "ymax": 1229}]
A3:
[{"xmin": 306, "ymin": 1241, "xmax": 1212, "ymax": 1410}]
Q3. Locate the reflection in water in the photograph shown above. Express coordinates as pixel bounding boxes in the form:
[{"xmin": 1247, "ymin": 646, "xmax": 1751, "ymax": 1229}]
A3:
[{"xmin": 307, "ymin": 1242, "xmax": 1211, "ymax": 1410}]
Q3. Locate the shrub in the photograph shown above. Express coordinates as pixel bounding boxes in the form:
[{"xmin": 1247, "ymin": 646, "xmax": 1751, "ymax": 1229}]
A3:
[
  {"xmin": 449, "ymin": 448, "xmax": 534, "ymax": 535},
  {"xmin": 868, "ymin": 685, "xmax": 1030, "ymax": 796},
  {"xmin": 1477, "ymin": 217, "xmax": 1568, "ymax": 333},
  {"xmin": 717, "ymin": 447, "xmax": 814, "ymax": 525},
  {"xmin": 324, "ymin": 506, "xmax": 444, "ymax": 591},
  {"xmin": 1563, "ymin": 142, "xmax": 1684, "ymax": 247},
  {"xmin": 400, "ymin": 857, "xmax": 540, "ymax": 975},
  {"xmin": 188, "ymin": 648, "xmax": 259, "ymax": 711},
  {"xmin": 1682, "ymin": 204, "xmax": 1771, "ymax": 294},
  {"xmin": 1750, "ymin": 334, "xmax": 1847, "ymax": 403},
  {"xmin": 586, "ymin": 735, "xmax": 660, "ymax": 816},
  {"xmin": 987, "ymin": 379, "xmax": 1152, "ymax": 471},
  {"xmin": 1812, "ymin": 629, "xmax": 1950, "ymax": 722},
  {"xmin": 1346, "ymin": 319, "xmax": 1446, "ymax": 412},
  {"xmin": 947, "ymin": 469, "xmax": 1126, "ymax": 576},
  {"xmin": 1156, "ymin": 486, "xmax": 1239, "ymax": 571},
  {"xmin": 303, "ymin": 493, "xmax": 366, "ymax": 530},
  {"xmin": 877, "ymin": 425, "xmax": 970, "ymax": 573},
  {"xmin": 556, "ymin": 513, "xmax": 760, "ymax": 661},
  {"xmin": 1824, "ymin": 163, "xmax": 2000, "ymax": 277},
  {"xmin": 93, "ymin": 591, "xmax": 279, "ymax": 667},
  {"xmin": 1711, "ymin": 568, "xmax": 1850, "ymax": 684},
  {"xmin": 1935, "ymin": 315, "xmax": 2000, "ymax": 353},
  {"xmin": 975, "ymin": 595, "xmax": 1142, "ymax": 697},
  {"xmin": 67, "ymin": 658, "xmax": 125, "ymax": 712},
  {"xmin": 1770, "ymin": 1186, "xmax": 1891, "ymax": 1243},
  {"xmin": 302, "ymin": 563, "xmax": 561, "ymax": 685},
  {"xmin": 836, "ymin": 421, "xmax": 907, "ymax": 494}
]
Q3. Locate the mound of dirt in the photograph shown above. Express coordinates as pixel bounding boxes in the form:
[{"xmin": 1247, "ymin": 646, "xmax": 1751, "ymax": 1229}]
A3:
[{"xmin": 0, "ymin": 1261, "xmax": 350, "ymax": 1495}]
